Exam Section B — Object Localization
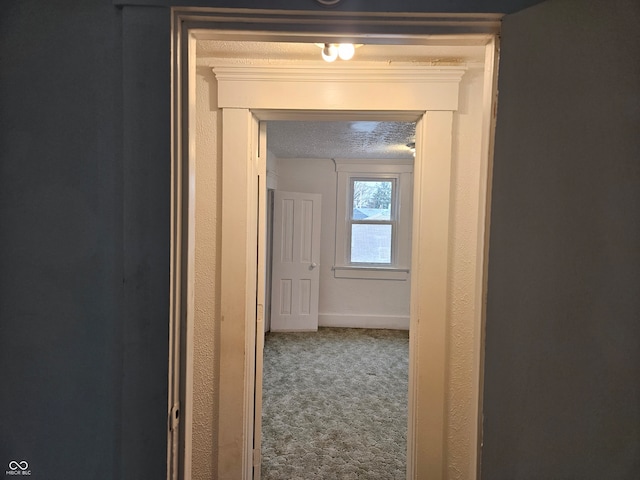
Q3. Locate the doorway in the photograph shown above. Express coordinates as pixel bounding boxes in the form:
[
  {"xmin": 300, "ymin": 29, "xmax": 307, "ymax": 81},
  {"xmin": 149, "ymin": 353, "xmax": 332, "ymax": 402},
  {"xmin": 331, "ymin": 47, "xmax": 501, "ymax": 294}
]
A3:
[
  {"xmin": 170, "ymin": 10, "xmax": 498, "ymax": 480},
  {"xmin": 264, "ymin": 120, "xmax": 416, "ymax": 333},
  {"xmin": 261, "ymin": 120, "xmax": 414, "ymax": 477}
]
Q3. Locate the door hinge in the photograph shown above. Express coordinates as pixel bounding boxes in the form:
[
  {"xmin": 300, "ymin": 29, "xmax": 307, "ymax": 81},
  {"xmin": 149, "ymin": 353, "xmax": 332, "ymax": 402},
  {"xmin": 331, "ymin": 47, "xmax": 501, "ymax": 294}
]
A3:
[
  {"xmin": 253, "ymin": 448, "xmax": 261, "ymax": 467},
  {"xmin": 169, "ymin": 403, "xmax": 180, "ymax": 432}
]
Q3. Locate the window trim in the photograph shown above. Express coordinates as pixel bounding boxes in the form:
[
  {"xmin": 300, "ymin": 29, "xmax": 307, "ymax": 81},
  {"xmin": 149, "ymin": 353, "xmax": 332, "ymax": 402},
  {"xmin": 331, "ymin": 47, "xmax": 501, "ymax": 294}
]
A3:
[
  {"xmin": 349, "ymin": 177, "xmax": 397, "ymax": 265},
  {"xmin": 334, "ymin": 158, "xmax": 413, "ymax": 280}
]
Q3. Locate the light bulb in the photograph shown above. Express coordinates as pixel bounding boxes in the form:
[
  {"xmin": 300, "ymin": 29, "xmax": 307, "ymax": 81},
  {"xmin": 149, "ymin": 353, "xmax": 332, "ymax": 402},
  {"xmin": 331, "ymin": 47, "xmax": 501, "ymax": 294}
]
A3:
[
  {"xmin": 338, "ymin": 43, "xmax": 355, "ymax": 61},
  {"xmin": 321, "ymin": 43, "xmax": 338, "ymax": 62}
]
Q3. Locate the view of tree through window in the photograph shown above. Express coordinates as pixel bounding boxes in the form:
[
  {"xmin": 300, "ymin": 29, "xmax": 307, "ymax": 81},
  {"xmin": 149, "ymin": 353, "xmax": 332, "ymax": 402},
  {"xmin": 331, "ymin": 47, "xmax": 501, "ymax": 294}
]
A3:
[
  {"xmin": 350, "ymin": 180, "xmax": 394, "ymax": 263},
  {"xmin": 353, "ymin": 181, "xmax": 392, "ymax": 211}
]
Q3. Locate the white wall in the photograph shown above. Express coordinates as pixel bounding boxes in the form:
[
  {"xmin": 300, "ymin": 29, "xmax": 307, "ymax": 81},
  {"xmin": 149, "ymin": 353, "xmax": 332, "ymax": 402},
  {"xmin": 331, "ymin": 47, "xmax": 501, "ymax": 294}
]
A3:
[{"xmin": 274, "ymin": 156, "xmax": 412, "ymax": 329}]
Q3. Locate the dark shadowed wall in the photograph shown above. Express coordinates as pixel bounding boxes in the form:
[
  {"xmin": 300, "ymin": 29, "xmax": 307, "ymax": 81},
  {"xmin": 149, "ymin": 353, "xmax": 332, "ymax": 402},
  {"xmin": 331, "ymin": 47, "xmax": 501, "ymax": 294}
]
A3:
[
  {"xmin": 1, "ymin": 0, "xmax": 638, "ymax": 479},
  {"xmin": 113, "ymin": 0, "xmax": 545, "ymax": 12},
  {"xmin": 0, "ymin": 1, "xmax": 125, "ymax": 479},
  {"xmin": 483, "ymin": 0, "xmax": 640, "ymax": 478},
  {"xmin": 0, "ymin": 1, "xmax": 170, "ymax": 479}
]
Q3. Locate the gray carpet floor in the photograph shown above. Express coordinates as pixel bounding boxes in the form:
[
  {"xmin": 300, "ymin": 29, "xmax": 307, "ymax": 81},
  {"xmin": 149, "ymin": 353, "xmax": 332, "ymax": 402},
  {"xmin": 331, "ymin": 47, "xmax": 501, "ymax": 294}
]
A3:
[{"xmin": 261, "ymin": 327, "xmax": 409, "ymax": 480}]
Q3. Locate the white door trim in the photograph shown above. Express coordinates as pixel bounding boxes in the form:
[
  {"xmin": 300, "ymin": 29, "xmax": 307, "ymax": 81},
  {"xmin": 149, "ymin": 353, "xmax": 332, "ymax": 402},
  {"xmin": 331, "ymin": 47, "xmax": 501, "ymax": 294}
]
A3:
[
  {"xmin": 213, "ymin": 62, "xmax": 460, "ymax": 480},
  {"xmin": 169, "ymin": 8, "xmax": 500, "ymax": 480}
]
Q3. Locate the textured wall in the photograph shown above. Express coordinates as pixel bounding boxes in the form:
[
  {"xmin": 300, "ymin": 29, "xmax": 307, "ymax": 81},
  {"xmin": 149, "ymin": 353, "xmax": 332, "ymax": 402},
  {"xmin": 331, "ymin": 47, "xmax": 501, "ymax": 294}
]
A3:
[
  {"xmin": 483, "ymin": 0, "xmax": 640, "ymax": 477},
  {"xmin": 446, "ymin": 67, "xmax": 485, "ymax": 479},
  {"xmin": 191, "ymin": 64, "xmax": 222, "ymax": 480}
]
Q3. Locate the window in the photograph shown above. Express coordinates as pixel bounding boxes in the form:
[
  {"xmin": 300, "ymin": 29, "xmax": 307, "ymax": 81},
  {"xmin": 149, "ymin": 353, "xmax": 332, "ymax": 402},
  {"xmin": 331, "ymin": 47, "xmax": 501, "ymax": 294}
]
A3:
[
  {"xmin": 334, "ymin": 159, "xmax": 413, "ymax": 280},
  {"xmin": 349, "ymin": 179, "xmax": 396, "ymax": 264}
]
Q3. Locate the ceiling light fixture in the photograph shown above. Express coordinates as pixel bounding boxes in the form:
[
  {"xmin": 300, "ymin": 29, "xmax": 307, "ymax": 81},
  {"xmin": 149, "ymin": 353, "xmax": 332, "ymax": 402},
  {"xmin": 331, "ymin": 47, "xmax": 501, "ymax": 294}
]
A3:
[{"xmin": 318, "ymin": 43, "xmax": 359, "ymax": 62}]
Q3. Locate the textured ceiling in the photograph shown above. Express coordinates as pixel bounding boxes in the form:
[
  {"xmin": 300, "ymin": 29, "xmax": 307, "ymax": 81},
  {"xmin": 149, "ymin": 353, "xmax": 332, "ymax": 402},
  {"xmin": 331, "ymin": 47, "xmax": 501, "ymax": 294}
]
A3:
[{"xmin": 267, "ymin": 121, "xmax": 416, "ymax": 159}]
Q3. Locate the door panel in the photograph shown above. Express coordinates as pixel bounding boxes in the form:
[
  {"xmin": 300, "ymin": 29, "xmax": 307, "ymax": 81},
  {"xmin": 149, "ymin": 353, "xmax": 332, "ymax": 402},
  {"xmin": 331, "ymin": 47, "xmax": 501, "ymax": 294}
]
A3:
[{"xmin": 270, "ymin": 191, "xmax": 322, "ymax": 331}]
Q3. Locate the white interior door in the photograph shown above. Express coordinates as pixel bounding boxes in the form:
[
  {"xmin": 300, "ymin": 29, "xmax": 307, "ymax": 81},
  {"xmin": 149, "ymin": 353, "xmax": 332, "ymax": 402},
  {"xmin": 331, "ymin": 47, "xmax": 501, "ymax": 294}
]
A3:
[{"xmin": 270, "ymin": 191, "xmax": 322, "ymax": 332}]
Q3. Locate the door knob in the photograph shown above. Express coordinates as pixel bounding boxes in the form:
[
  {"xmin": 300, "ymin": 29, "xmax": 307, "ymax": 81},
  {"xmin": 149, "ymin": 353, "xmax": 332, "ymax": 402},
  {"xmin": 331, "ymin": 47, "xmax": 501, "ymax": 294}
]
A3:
[{"xmin": 310, "ymin": 262, "xmax": 318, "ymax": 268}]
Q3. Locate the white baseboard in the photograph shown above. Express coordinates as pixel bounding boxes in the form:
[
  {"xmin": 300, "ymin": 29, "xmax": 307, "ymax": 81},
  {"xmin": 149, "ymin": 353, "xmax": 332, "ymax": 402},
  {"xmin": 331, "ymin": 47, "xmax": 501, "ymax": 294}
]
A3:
[{"xmin": 318, "ymin": 313, "xmax": 409, "ymax": 330}]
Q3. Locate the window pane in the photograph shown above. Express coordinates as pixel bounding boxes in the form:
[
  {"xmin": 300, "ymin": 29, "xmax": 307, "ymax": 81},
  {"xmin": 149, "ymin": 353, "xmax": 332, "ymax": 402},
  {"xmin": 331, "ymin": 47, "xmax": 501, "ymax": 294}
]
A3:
[
  {"xmin": 351, "ymin": 224, "xmax": 392, "ymax": 263},
  {"xmin": 352, "ymin": 180, "xmax": 392, "ymax": 220}
]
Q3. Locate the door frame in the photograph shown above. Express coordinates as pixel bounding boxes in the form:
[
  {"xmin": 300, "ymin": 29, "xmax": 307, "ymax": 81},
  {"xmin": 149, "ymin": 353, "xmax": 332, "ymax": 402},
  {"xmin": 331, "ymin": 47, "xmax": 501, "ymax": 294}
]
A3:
[{"xmin": 169, "ymin": 8, "xmax": 500, "ymax": 480}]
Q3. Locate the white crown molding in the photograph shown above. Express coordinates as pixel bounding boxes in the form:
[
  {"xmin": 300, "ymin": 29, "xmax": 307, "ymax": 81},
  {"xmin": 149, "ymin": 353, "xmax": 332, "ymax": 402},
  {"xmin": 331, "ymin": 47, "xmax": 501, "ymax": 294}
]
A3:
[
  {"xmin": 211, "ymin": 62, "xmax": 467, "ymax": 83},
  {"xmin": 211, "ymin": 61, "xmax": 467, "ymax": 111}
]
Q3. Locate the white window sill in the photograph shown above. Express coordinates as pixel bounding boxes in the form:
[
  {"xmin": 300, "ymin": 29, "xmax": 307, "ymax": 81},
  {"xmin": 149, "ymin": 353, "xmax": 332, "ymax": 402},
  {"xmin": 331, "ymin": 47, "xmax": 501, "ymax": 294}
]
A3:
[{"xmin": 332, "ymin": 265, "xmax": 410, "ymax": 280}]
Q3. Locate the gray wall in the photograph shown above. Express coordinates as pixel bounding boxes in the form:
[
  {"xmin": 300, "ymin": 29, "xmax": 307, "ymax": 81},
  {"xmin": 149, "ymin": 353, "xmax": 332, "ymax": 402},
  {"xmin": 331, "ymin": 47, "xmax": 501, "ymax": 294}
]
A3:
[
  {"xmin": 483, "ymin": 0, "xmax": 640, "ymax": 478},
  {"xmin": 114, "ymin": 0, "xmax": 545, "ymax": 13},
  {"xmin": 0, "ymin": 1, "xmax": 170, "ymax": 479},
  {"xmin": 0, "ymin": 2, "xmax": 125, "ymax": 478},
  {"xmin": 1, "ymin": 0, "xmax": 638, "ymax": 478}
]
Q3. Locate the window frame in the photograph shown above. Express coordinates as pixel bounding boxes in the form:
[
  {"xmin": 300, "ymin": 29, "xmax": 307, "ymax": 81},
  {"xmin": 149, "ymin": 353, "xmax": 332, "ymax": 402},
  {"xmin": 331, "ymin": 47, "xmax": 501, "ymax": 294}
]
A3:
[
  {"xmin": 348, "ymin": 177, "xmax": 398, "ymax": 266},
  {"xmin": 333, "ymin": 158, "xmax": 413, "ymax": 280}
]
